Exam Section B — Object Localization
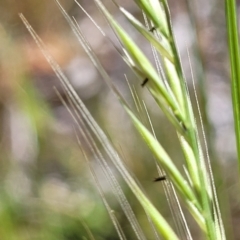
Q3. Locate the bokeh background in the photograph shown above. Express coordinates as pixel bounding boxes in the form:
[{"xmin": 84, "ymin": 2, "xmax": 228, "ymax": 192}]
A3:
[{"xmin": 0, "ymin": 0, "xmax": 239, "ymax": 239}]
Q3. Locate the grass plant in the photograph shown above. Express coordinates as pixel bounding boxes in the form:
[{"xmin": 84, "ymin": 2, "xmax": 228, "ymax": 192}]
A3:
[{"xmin": 19, "ymin": 0, "xmax": 240, "ymax": 239}]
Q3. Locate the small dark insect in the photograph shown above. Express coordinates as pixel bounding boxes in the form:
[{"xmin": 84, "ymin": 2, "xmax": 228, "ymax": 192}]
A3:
[
  {"xmin": 154, "ymin": 175, "xmax": 166, "ymax": 182},
  {"xmin": 141, "ymin": 78, "xmax": 149, "ymax": 87},
  {"xmin": 149, "ymin": 26, "xmax": 157, "ymax": 32}
]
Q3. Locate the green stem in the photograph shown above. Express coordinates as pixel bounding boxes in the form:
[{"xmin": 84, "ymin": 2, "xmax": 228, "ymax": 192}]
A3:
[{"xmin": 225, "ymin": 0, "xmax": 240, "ymax": 183}]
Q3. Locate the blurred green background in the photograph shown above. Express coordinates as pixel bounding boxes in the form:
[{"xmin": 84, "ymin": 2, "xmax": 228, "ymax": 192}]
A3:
[{"xmin": 0, "ymin": 0, "xmax": 239, "ymax": 239}]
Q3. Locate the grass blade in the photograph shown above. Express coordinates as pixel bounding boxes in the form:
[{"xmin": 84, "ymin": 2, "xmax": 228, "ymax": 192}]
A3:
[{"xmin": 225, "ymin": 0, "xmax": 240, "ymax": 177}]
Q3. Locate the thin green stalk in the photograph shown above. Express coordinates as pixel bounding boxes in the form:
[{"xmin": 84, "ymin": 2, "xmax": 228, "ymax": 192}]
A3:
[{"xmin": 225, "ymin": 0, "xmax": 240, "ymax": 180}]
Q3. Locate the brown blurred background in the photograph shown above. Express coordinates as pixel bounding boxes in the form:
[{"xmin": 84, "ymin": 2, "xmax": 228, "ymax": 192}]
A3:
[{"xmin": 0, "ymin": 0, "xmax": 238, "ymax": 239}]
